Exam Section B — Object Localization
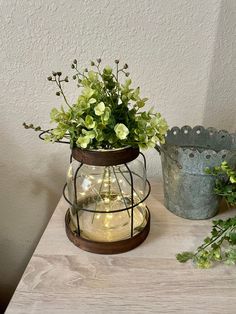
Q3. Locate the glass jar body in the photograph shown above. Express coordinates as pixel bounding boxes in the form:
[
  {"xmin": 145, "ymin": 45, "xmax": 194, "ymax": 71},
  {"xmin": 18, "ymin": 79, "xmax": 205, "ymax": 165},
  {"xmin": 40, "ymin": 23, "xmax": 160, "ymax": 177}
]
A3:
[{"xmin": 66, "ymin": 151, "xmax": 150, "ymax": 243}]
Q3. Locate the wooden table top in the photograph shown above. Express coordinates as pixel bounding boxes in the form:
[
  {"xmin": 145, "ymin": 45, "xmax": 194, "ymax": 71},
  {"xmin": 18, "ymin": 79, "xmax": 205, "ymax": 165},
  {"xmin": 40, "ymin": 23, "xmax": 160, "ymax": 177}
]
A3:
[{"xmin": 6, "ymin": 181, "xmax": 236, "ymax": 314}]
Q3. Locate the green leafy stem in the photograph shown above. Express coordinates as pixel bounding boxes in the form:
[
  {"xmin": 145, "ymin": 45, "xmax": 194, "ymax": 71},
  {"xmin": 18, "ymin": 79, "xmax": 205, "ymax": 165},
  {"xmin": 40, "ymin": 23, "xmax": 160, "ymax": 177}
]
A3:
[
  {"xmin": 176, "ymin": 217, "xmax": 236, "ymax": 268},
  {"xmin": 177, "ymin": 161, "xmax": 236, "ymax": 268}
]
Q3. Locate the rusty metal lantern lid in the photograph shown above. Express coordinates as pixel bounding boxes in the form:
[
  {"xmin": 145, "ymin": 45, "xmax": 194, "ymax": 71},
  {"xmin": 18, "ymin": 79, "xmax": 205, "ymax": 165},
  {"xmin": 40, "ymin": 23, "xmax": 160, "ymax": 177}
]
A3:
[{"xmin": 72, "ymin": 146, "xmax": 140, "ymax": 166}]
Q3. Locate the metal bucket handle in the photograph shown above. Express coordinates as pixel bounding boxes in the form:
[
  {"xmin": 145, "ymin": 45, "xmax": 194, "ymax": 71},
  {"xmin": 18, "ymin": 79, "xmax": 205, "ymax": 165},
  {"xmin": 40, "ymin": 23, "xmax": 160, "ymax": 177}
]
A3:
[{"xmin": 155, "ymin": 144, "xmax": 183, "ymax": 169}]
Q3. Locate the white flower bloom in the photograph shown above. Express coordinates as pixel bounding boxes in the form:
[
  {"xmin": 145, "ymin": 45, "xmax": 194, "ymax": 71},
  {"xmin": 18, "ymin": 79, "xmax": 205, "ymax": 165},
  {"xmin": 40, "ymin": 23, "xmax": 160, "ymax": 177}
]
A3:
[
  {"xmin": 114, "ymin": 123, "xmax": 129, "ymax": 140},
  {"xmin": 94, "ymin": 102, "xmax": 105, "ymax": 116}
]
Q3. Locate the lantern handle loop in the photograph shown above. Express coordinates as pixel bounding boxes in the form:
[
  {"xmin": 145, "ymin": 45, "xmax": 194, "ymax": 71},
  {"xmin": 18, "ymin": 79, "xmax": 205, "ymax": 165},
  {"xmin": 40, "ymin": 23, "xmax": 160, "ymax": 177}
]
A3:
[
  {"xmin": 39, "ymin": 129, "xmax": 70, "ymax": 144},
  {"xmin": 154, "ymin": 144, "xmax": 182, "ymax": 169},
  {"xmin": 155, "ymin": 144, "xmax": 161, "ymax": 155}
]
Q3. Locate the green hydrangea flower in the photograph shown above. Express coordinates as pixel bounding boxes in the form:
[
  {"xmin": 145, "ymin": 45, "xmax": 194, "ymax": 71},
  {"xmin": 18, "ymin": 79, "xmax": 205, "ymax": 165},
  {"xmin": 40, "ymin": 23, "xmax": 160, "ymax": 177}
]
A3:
[
  {"xmin": 76, "ymin": 136, "xmax": 90, "ymax": 148},
  {"xmin": 114, "ymin": 123, "xmax": 129, "ymax": 140},
  {"xmin": 85, "ymin": 115, "xmax": 95, "ymax": 129},
  {"xmin": 94, "ymin": 102, "xmax": 105, "ymax": 116}
]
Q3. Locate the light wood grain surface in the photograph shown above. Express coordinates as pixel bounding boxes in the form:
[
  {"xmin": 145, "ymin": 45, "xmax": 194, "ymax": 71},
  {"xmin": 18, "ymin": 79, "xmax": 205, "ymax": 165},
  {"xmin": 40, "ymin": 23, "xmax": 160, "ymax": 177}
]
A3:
[{"xmin": 6, "ymin": 181, "xmax": 236, "ymax": 314}]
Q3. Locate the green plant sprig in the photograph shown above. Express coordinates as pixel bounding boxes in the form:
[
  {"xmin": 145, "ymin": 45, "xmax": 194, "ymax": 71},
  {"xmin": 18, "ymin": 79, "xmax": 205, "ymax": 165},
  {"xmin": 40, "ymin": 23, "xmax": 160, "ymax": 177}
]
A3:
[
  {"xmin": 47, "ymin": 72, "xmax": 71, "ymax": 109},
  {"xmin": 23, "ymin": 122, "xmax": 42, "ymax": 132},
  {"xmin": 176, "ymin": 217, "xmax": 236, "ymax": 268},
  {"xmin": 205, "ymin": 161, "xmax": 236, "ymax": 207}
]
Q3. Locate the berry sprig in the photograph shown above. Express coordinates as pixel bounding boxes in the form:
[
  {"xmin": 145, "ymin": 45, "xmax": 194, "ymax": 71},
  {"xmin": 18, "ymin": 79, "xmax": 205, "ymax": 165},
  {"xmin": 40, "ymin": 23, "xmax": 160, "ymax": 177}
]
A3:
[
  {"xmin": 47, "ymin": 72, "xmax": 71, "ymax": 108},
  {"xmin": 22, "ymin": 122, "xmax": 41, "ymax": 131}
]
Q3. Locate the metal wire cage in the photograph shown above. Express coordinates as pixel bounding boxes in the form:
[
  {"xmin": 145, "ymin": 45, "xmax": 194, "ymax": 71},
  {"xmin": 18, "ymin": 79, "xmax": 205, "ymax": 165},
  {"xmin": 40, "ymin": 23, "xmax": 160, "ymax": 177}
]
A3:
[
  {"xmin": 39, "ymin": 130, "xmax": 151, "ymax": 254},
  {"xmin": 63, "ymin": 147, "xmax": 151, "ymax": 254}
]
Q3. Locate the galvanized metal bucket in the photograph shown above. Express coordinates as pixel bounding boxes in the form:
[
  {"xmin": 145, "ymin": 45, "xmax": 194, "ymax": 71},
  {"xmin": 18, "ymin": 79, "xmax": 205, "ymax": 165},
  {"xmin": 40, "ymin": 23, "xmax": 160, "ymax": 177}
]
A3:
[{"xmin": 156, "ymin": 126, "xmax": 236, "ymax": 220}]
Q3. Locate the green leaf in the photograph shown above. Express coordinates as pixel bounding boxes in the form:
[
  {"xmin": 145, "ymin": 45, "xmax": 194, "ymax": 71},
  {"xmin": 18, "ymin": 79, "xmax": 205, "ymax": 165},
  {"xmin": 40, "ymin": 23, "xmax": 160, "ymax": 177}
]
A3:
[
  {"xmin": 229, "ymin": 232, "xmax": 236, "ymax": 245},
  {"xmin": 89, "ymin": 98, "xmax": 97, "ymax": 104},
  {"xmin": 211, "ymin": 228, "xmax": 218, "ymax": 237},
  {"xmin": 212, "ymin": 247, "xmax": 222, "ymax": 261},
  {"xmin": 85, "ymin": 115, "xmax": 95, "ymax": 129},
  {"xmin": 114, "ymin": 123, "xmax": 129, "ymax": 140},
  {"xmin": 136, "ymin": 100, "xmax": 145, "ymax": 108},
  {"xmin": 88, "ymin": 70, "xmax": 97, "ymax": 82},
  {"xmin": 101, "ymin": 107, "xmax": 111, "ymax": 124},
  {"xmin": 230, "ymin": 175, "xmax": 236, "ymax": 183},
  {"xmin": 103, "ymin": 66, "xmax": 112, "ymax": 74},
  {"xmin": 225, "ymin": 248, "xmax": 236, "ymax": 265},
  {"xmin": 204, "ymin": 237, "xmax": 211, "ymax": 244},
  {"xmin": 76, "ymin": 135, "xmax": 91, "ymax": 148},
  {"xmin": 94, "ymin": 102, "xmax": 105, "ymax": 116},
  {"xmin": 195, "ymin": 257, "xmax": 212, "ymax": 269},
  {"xmin": 82, "ymin": 87, "xmax": 95, "ymax": 99},
  {"xmin": 176, "ymin": 252, "xmax": 194, "ymax": 263},
  {"xmin": 50, "ymin": 108, "xmax": 60, "ymax": 122}
]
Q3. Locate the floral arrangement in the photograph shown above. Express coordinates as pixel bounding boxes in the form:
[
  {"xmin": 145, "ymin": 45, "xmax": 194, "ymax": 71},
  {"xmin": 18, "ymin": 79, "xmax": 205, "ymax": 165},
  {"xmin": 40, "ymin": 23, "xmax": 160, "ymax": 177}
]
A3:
[{"xmin": 23, "ymin": 59, "xmax": 168, "ymax": 150}]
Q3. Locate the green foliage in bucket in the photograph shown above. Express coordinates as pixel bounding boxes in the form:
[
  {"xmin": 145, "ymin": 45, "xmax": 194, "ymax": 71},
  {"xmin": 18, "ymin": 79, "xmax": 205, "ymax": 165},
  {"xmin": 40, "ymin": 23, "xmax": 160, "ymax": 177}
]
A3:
[
  {"xmin": 205, "ymin": 161, "xmax": 236, "ymax": 207},
  {"xmin": 177, "ymin": 161, "xmax": 236, "ymax": 268},
  {"xmin": 23, "ymin": 59, "xmax": 168, "ymax": 149}
]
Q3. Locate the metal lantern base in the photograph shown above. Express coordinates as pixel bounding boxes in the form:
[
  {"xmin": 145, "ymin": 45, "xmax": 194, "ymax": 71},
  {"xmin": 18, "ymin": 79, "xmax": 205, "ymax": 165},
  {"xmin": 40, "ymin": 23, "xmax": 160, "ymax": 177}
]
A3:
[{"xmin": 65, "ymin": 209, "xmax": 150, "ymax": 254}]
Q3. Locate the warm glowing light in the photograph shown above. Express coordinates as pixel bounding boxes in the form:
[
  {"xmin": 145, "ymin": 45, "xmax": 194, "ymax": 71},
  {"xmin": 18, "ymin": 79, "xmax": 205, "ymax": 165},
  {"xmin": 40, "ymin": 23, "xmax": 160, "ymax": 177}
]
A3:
[{"xmin": 104, "ymin": 197, "xmax": 110, "ymax": 204}]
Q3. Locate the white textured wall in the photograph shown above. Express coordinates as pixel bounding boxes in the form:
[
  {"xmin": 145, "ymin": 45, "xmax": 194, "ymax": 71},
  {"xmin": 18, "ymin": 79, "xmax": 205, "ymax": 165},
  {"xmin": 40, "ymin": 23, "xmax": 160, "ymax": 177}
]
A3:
[{"xmin": 1, "ymin": 0, "xmax": 235, "ymax": 310}]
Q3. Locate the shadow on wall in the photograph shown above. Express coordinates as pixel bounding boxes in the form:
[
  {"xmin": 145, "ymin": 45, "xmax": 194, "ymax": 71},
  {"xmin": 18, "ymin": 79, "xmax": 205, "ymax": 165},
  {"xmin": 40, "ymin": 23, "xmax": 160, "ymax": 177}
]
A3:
[
  {"xmin": 30, "ymin": 158, "xmax": 66, "ymax": 223},
  {"xmin": 203, "ymin": 0, "xmax": 236, "ymax": 132},
  {"xmin": 0, "ymin": 129, "xmax": 67, "ymax": 312}
]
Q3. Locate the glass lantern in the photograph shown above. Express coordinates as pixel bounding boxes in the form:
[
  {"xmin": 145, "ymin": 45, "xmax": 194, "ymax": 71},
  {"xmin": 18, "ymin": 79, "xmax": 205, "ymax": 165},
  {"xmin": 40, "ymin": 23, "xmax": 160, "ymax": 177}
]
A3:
[{"xmin": 63, "ymin": 146, "xmax": 151, "ymax": 254}]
